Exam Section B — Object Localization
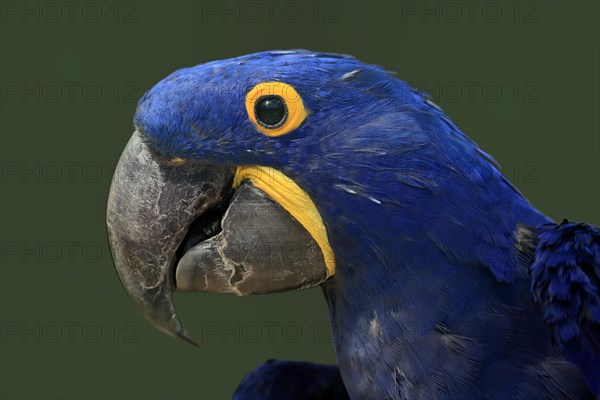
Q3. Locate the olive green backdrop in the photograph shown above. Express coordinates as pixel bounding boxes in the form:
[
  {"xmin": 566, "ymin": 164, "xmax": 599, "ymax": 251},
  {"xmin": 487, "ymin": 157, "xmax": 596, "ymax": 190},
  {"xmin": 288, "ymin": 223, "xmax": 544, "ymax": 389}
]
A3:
[{"xmin": 1, "ymin": 1, "xmax": 598, "ymax": 399}]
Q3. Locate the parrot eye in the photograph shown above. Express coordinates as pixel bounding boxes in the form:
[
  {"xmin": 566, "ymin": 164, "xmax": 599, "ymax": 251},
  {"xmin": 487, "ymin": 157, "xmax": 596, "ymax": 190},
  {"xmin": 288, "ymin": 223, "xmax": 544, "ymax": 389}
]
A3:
[
  {"xmin": 246, "ymin": 82, "xmax": 309, "ymax": 137},
  {"xmin": 254, "ymin": 95, "xmax": 288, "ymax": 128}
]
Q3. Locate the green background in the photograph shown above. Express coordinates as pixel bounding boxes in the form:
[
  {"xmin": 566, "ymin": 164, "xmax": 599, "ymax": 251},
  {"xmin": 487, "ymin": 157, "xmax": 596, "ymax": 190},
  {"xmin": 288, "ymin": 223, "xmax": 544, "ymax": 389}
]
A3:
[{"xmin": 1, "ymin": 1, "xmax": 598, "ymax": 399}]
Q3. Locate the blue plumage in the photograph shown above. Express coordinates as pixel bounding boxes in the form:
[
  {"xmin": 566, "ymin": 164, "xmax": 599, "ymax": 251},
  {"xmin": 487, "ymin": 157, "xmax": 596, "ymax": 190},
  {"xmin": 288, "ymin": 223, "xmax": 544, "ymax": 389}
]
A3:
[
  {"xmin": 233, "ymin": 360, "xmax": 348, "ymax": 400},
  {"xmin": 134, "ymin": 50, "xmax": 600, "ymax": 399},
  {"xmin": 530, "ymin": 221, "xmax": 600, "ymax": 394}
]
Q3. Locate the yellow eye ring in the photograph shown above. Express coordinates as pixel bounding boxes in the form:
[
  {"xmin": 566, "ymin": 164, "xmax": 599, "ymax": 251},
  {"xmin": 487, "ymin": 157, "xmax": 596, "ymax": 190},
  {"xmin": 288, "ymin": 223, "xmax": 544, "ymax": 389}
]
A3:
[{"xmin": 246, "ymin": 82, "xmax": 309, "ymax": 137}]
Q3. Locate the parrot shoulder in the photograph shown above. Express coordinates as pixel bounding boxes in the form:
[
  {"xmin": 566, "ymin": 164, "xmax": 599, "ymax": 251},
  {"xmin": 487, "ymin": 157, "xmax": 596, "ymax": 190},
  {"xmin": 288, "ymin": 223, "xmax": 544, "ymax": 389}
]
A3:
[{"xmin": 525, "ymin": 220, "xmax": 600, "ymax": 394}]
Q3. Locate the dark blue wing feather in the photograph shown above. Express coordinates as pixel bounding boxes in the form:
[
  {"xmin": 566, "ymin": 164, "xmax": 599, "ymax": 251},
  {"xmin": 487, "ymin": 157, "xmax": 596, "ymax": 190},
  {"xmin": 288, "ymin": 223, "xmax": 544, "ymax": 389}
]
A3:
[
  {"xmin": 530, "ymin": 220, "xmax": 600, "ymax": 394},
  {"xmin": 233, "ymin": 360, "xmax": 349, "ymax": 400}
]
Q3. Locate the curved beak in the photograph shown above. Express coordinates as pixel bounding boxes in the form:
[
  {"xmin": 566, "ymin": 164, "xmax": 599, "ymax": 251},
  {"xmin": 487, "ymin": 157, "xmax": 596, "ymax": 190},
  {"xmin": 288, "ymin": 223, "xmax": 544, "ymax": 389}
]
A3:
[
  {"xmin": 106, "ymin": 131, "xmax": 330, "ymax": 345},
  {"xmin": 106, "ymin": 131, "xmax": 234, "ymax": 344}
]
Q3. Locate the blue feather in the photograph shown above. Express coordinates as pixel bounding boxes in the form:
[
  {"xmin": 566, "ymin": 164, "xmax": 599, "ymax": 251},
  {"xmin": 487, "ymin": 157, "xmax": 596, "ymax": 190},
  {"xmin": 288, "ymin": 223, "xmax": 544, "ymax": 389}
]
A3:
[
  {"xmin": 530, "ymin": 221, "xmax": 600, "ymax": 393},
  {"xmin": 233, "ymin": 360, "xmax": 348, "ymax": 400}
]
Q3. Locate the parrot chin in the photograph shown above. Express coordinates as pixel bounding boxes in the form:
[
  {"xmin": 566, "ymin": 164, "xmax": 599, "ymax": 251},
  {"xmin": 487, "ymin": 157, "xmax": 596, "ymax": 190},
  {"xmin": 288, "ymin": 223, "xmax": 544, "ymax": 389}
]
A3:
[{"xmin": 106, "ymin": 131, "xmax": 330, "ymax": 345}]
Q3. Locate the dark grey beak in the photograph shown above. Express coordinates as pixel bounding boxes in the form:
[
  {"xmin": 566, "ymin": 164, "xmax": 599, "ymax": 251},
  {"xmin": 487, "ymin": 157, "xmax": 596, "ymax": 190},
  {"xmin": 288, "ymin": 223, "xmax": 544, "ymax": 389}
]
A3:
[
  {"xmin": 107, "ymin": 131, "xmax": 328, "ymax": 345},
  {"xmin": 175, "ymin": 182, "xmax": 328, "ymax": 295},
  {"xmin": 106, "ymin": 131, "xmax": 234, "ymax": 344}
]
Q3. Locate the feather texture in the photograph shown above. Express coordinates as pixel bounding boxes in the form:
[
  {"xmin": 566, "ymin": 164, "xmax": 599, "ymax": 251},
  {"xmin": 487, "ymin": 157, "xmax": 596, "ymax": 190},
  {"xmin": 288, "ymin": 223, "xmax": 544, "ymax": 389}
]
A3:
[{"xmin": 530, "ymin": 220, "xmax": 600, "ymax": 393}]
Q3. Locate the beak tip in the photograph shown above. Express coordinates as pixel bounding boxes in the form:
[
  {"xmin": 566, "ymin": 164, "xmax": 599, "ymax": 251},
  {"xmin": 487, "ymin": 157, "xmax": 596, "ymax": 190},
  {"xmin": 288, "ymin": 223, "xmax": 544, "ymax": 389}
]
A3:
[
  {"xmin": 144, "ymin": 309, "xmax": 201, "ymax": 348},
  {"xmin": 171, "ymin": 323, "xmax": 202, "ymax": 348},
  {"xmin": 171, "ymin": 320, "xmax": 200, "ymax": 348},
  {"xmin": 135, "ymin": 295, "xmax": 202, "ymax": 348},
  {"xmin": 178, "ymin": 332, "xmax": 202, "ymax": 348}
]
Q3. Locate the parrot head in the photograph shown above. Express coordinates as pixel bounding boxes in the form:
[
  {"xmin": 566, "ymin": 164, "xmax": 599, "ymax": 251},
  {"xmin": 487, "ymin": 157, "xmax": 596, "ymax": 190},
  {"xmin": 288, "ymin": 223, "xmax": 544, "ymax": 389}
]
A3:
[
  {"xmin": 107, "ymin": 50, "xmax": 518, "ymax": 345},
  {"xmin": 133, "ymin": 50, "xmax": 408, "ymax": 167}
]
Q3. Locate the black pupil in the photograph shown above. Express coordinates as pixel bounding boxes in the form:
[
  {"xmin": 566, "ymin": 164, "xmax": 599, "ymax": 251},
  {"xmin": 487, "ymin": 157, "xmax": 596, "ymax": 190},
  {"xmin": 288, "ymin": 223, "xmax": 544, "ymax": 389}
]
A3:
[{"xmin": 255, "ymin": 96, "xmax": 287, "ymax": 127}]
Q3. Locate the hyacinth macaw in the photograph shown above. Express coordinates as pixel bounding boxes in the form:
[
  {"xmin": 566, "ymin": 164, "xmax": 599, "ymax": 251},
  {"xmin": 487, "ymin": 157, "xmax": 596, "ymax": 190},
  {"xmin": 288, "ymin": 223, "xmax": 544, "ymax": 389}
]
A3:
[{"xmin": 106, "ymin": 50, "xmax": 599, "ymax": 399}]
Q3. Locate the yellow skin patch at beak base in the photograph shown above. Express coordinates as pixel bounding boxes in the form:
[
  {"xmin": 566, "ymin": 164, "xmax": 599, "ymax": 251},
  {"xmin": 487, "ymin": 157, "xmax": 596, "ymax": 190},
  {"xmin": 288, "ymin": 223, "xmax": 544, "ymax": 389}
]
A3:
[
  {"xmin": 168, "ymin": 157, "xmax": 186, "ymax": 165},
  {"xmin": 233, "ymin": 166, "xmax": 335, "ymax": 277}
]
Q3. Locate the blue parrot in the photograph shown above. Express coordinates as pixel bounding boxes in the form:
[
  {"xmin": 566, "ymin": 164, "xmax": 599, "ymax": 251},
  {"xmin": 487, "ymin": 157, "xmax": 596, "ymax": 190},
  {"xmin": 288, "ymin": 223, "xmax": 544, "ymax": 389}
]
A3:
[{"xmin": 106, "ymin": 50, "xmax": 599, "ymax": 399}]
